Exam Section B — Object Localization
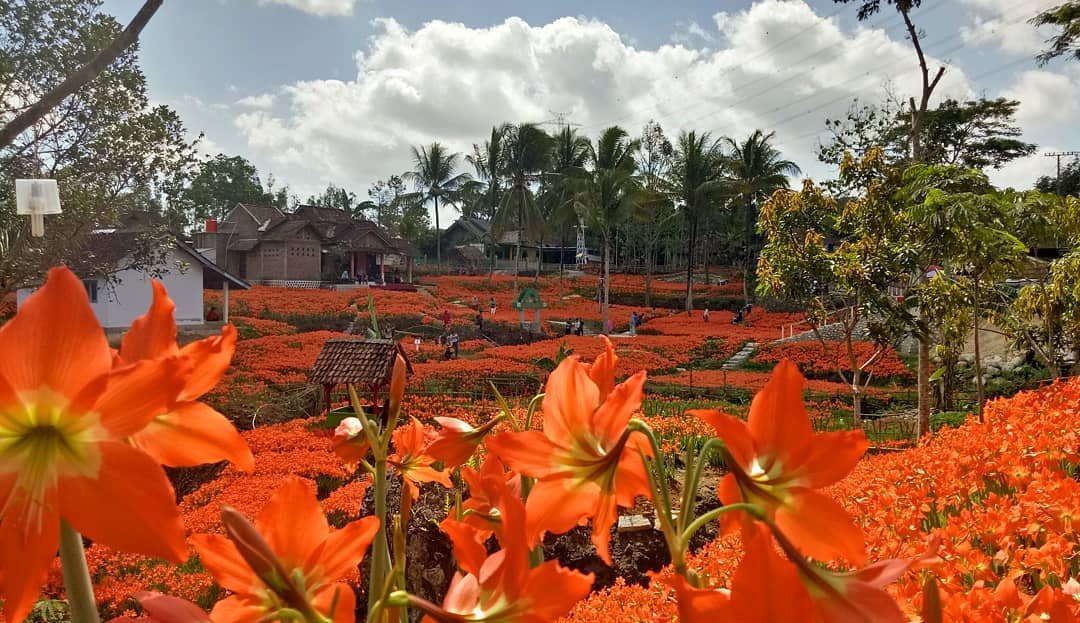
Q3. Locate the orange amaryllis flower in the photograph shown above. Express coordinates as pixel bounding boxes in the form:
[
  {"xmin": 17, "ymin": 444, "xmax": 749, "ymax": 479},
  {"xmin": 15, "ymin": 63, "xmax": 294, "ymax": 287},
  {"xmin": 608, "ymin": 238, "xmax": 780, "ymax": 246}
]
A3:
[
  {"xmin": 418, "ymin": 491, "xmax": 594, "ymax": 623},
  {"xmin": 332, "ymin": 416, "xmax": 371, "ymax": 465},
  {"xmin": 690, "ymin": 359, "xmax": 869, "ymax": 564},
  {"xmin": 667, "ymin": 526, "xmax": 939, "ymax": 623},
  {"xmin": 459, "ymin": 455, "xmax": 522, "ymax": 541},
  {"xmin": 389, "ymin": 417, "xmax": 452, "ymax": 501},
  {"xmin": 486, "ymin": 337, "xmax": 651, "ymax": 563},
  {"xmin": 107, "ymin": 591, "xmax": 211, "ymax": 623},
  {"xmin": 117, "ymin": 280, "xmax": 253, "ymax": 471},
  {"xmin": 425, "ymin": 415, "xmax": 502, "ymax": 469},
  {"xmin": 0, "ymin": 267, "xmax": 190, "ymax": 623},
  {"xmin": 191, "ymin": 476, "xmax": 379, "ymax": 623}
]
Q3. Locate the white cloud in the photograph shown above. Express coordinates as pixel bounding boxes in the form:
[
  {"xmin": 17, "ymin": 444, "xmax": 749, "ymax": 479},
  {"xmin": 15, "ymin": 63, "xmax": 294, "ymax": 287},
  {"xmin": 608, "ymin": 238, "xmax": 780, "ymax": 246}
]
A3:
[
  {"xmin": 236, "ymin": 93, "xmax": 277, "ymax": 110},
  {"xmin": 232, "ymin": 0, "xmax": 978, "ymax": 219},
  {"xmin": 1002, "ymin": 70, "xmax": 1080, "ymax": 125},
  {"xmin": 671, "ymin": 20, "xmax": 716, "ymax": 47},
  {"xmin": 255, "ymin": 0, "xmax": 359, "ymax": 17},
  {"xmin": 958, "ymin": 0, "xmax": 1058, "ymax": 56}
]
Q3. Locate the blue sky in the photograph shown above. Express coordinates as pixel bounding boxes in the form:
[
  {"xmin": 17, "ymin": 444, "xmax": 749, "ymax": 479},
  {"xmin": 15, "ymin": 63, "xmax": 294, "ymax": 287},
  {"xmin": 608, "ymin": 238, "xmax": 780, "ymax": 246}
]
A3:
[{"xmin": 101, "ymin": 0, "xmax": 1079, "ymax": 216}]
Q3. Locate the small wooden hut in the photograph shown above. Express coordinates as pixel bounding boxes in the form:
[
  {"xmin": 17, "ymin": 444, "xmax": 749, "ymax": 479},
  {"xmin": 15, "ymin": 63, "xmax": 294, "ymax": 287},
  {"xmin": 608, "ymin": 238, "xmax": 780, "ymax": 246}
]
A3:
[{"xmin": 309, "ymin": 338, "xmax": 413, "ymax": 415}]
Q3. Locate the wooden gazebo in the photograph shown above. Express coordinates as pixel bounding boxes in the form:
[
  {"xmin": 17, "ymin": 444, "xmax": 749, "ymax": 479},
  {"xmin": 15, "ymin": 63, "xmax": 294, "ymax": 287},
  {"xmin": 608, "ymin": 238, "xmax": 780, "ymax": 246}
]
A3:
[{"xmin": 309, "ymin": 338, "xmax": 413, "ymax": 416}]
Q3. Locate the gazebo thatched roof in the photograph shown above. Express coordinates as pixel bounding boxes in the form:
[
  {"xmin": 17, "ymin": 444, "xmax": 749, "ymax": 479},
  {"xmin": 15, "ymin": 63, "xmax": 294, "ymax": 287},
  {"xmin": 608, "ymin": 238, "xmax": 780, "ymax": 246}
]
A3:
[{"xmin": 309, "ymin": 338, "xmax": 412, "ymax": 386}]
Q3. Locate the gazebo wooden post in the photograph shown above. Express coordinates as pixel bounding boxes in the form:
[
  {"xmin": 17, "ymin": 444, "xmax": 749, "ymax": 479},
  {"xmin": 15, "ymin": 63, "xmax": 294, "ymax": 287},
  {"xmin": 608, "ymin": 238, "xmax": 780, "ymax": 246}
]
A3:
[{"xmin": 323, "ymin": 383, "xmax": 333, "ymax": 416}]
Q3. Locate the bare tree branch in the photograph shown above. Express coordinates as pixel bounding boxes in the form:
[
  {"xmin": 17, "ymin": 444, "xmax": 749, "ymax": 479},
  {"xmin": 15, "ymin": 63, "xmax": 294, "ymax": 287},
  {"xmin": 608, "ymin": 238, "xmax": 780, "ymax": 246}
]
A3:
[{"xmin": 0, "ymin": 0, "xmax": 164, "ymax": 150}]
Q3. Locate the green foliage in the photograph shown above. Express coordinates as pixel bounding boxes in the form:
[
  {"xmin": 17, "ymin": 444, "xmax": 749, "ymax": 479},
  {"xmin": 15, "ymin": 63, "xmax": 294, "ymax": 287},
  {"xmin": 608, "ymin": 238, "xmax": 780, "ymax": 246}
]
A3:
[
  {"xmin": 930, "ymin": 411, "xmax": 970, "ymax": 430},
  {"xmin": 27, "ymin": 600, "xmax": 69, "ymax": 623},
  {"xmin": 0, "ymin": 0, "xmax": 198, "ymax": 292},
  {"xmin": 1032, "ymin": 1, "xmax": 1080, "ymax": 64},
  {"xmin": 176, "ymin": 154, "xmax": 275, "ymax": 222}
]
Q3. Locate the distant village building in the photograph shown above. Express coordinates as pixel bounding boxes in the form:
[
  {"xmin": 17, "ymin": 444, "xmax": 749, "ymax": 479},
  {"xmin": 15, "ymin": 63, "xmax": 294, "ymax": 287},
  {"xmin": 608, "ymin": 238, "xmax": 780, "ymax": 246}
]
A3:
[
  {"xmin": 16, "ymin": 212, "xmax": 249, "ymax": 329},
  {"xmin": 194, "ymin": 203, "xmax": 415, "ymax": 284}
]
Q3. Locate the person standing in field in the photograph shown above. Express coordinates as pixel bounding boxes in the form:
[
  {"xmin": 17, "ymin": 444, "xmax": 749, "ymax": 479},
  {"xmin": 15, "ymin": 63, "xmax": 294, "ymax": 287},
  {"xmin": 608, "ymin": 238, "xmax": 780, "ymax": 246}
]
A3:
[
  {"xmin": 413, "ymin": 335, "xmax": 421, "ymax": 352},
  {"xmin": 450, "ymin": 332, "xmax": 460, "ymax": 358},
  {"xmin": 703, "ymin": 307, "xmax": 710, "ymax": 322},
  {"xmin": 629, "ymin": 311, "xmax": 638, "ymax": 336},
  {"xmin": 489, "ymin": 297, "xmax": 497, "ymax": 317},
  {"xmin": 442, "ymin": 309, "xmax": 451, "ymax": 331}
]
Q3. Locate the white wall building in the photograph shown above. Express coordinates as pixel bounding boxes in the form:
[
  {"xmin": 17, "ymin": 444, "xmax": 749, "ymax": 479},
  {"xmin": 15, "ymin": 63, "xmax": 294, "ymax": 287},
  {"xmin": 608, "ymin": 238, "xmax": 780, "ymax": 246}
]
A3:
[{"xmin": 17, "ymin": 238, "xmax": 249, "ymax": 329}]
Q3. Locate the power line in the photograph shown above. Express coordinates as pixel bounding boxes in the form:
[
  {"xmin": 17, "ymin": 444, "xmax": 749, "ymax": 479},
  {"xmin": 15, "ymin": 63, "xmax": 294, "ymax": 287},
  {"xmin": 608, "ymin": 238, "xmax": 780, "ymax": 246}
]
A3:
[{"xmin": 1045, "ymin": 151, "xmax": 1080, "ymax": 195}]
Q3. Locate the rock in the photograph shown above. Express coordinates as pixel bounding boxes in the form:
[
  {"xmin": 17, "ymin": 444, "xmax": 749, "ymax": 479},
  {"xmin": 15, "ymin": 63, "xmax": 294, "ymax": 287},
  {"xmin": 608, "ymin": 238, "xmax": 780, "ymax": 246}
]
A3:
[
  {"xmin": 959, "ymin": 353, "xmax": 976, "ymax": 364},
  {"xmin": 984, "ymin": 365, "xmax": 1001, "ymax": 378},
  {"xmin": 618, "ymin": 515, "xmax": 653, "ymax": 533}
]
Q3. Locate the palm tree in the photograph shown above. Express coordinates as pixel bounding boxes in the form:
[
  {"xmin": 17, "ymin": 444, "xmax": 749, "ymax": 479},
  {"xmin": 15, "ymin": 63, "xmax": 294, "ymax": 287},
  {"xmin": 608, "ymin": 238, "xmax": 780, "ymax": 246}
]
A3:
[
  {"xmin": 540, "ymin": 126, "xmax": 591, "ymax": 298},
  {"xmin": 721, "ymin": 129, "xmax": 801, "ymax": 304},
  {"xmin": 493, "ymin": 123, "xmax": 552, "ymax": 294},
  {"xmin": 664, "ymin": 130, "xmax": 725, "ymax": 313},
  {"xmin": 466, "ymin": 125, "xmax": 508, "ymax": 221},
  {"xmin": 573, "ymin": 126, "xmax": 643, "ymax": 333},
  {"xmin": 404, "ymin": 142, "xmax": 470, "ymax": 271}
]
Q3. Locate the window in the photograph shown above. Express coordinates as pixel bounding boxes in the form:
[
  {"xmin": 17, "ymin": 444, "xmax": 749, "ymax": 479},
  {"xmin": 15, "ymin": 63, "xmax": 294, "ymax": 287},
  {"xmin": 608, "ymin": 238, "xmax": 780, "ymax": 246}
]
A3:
[{"xmin": 82, "ymin": 279, "xmax": 98, "ymax": 304}]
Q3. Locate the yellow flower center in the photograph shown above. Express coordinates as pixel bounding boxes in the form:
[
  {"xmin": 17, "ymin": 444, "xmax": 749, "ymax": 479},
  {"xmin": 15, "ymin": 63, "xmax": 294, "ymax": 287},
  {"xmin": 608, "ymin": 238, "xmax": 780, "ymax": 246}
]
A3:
[{"xmin": 0, "ymin": 388, "xmax": 104, "ymax": 530}]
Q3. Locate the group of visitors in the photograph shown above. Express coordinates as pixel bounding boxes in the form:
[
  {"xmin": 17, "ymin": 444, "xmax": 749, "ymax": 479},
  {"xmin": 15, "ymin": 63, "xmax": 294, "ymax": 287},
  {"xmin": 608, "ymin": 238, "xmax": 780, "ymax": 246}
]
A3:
[
  {"xmin": 565, "ymin": 318, "xmax": 586, "ymax": 336},
  {"xmin": 629, "ymin": 311, "xmax": 642, "ymax": 336},
  {"xmin": 731, "ymin": 303, "xmax": 754, "ymax": 325},
  {"xmin": 442, "ymin": 332, "xmax": 460, "ymax": 360}
]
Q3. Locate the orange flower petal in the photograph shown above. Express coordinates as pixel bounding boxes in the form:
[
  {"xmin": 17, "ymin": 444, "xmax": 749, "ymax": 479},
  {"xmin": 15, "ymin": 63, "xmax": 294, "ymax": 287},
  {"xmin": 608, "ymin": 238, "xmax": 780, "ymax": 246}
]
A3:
[
  {"xmin": 728, "ymin": 525, "xmax": 813, "ymax": 621},
  {"xmin": 177, "ymin": 324, "xmax": 237, "ymax": 400},
  {"xmin": 256, "ymin": 476, "xmax": 328, "ymax": 569},
  {"xmin": 661, "ymin": 574, "xmax": 730, "ymax": 623},
  {"xmin": 190, "ymin": 534, "xmax": 258, "ymax": 594},
  {"xmin": 95, "ymin": 357, "xmax": 189, "ymax": 438},
  {"xmin": 589, "ymin": 370, "xmax": 645, "ymax": 448},
  {"xmin": 130, "ymin": 400, "xmax": 254, "ymax": 471},
  {"xmin": 208, "ymin": 595, "xmax": 264, "ymax": 623},
  {"xmin": 689, "ymin": 410, "xmax": 755, "ymax": 471},
  {"xmin": 0, "ymin": 266, "xmax": 111, "ymax": 395},
  {"xmin": 524, "ymin": 560, "xmax": 596, "ymax": 621},
  {"xmin": 542, "ymin": 356, "xmax": 599, "ymax": 446},
  {"xmin": 486, "ymin": 430, "xmax": 562, "ymax": 478},
  {"xmin": 774, "ymin": 489, "xmax": 866, "ymax": 565},
  {"xmin": 746, "ymin": 359, "xmax": 812, "ymax": 465},
  {"xmin": 441, "ymin": 518, "xmax": 488, "ymax": 578},
  {"xmin": 131, "ymin": 591, "xmax": 212, "ymax": 623},
  {"xmin": 587, "ymin": 336, "xmax": 618, "ymax": 400},
  {"xmin": 438, "ymin": 573, "xmax": 481, "ymax": 619},
  {"xmin": 311, "ymin": 515, "xmax": 379, "ymax": 580},
  {"xmin": 58, "ymin": 441, "xmax": 187, "ymax": 562},
  {"xmin": 812, "ymin": 577, "xmax": 907, "ymax": 623},
  {"xmin": 0, "ymin": 502, "xmax": 60, "ymax": 623},
  {"xmin": 312, "ymin": 582, "xmax": 357, "ymax": 623},
  {"xmin": 120, "ymin": 280, "xmax": 180, "ymax": 363},
  {"xmin": 790, "ymin": 429, "xmax": 869, "ymax": 489},
  {"xmin": 524, "ymin": 478, "xmax": 597, "ymax": 543}
]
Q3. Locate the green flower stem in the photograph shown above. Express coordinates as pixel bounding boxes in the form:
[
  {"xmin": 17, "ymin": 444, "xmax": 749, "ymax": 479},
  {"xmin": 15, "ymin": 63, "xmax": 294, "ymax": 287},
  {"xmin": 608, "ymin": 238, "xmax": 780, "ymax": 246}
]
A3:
[
  {"xmin": 59, "ymin": 519, "xmax": 100, "ymax": 623},
  {"xmin": 679, "ymin": 503, "xmax": 759, "ymax": 552},
  {"xmin": 367, "ymin": 458, "xmax": 391, "ymax": 616}
]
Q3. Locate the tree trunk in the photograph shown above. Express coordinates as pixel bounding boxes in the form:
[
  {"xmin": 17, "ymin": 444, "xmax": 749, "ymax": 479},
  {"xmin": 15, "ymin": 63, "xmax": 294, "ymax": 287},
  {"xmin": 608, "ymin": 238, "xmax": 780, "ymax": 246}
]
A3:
[
  {"xmin": 743, "ymin": 196, "xmax": 755, "ymax": 307},
  {"xmin": 603, "ymin": 234, "xmax": 611, "ymax": 334},
  {"xmin": 685, "ymin": 217, "xmax": 696, "ymax": 314},
  {"xmin": 852, "ymin": 366, "xmax": 863, "ymax": 428},
  {"xmin": 917, "ymin": 330, "xmax": 932, "ymax": 441},
  {"xmin": 972, "ymin": 275, "xmax": 986, "ymax": 419},
  {"xmin": 513, "ymin": 239, "xmax": 520, "ymax": 295},
  {"xmin": 434, "ymin": 195, "xmax": 441, "ymax": 274},
  {"xmin": 535, "ymin": 236, "xmax": 542, "ymax": 281},
  {"xmin": 645, "ymin": 236, "xmax": 654, "ymax": 308},
  {"xmin": 559, "ymin": 227, "xmax": 565, "ymax": 301},
  {"xmin": 0, "ymin": 0, "xmax": 165, "ymax": 150}
]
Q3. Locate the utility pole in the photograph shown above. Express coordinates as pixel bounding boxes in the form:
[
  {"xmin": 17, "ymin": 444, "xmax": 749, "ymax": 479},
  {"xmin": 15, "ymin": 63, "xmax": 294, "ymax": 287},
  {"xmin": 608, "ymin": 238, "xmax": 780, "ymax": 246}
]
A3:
[{"xmin": 1045, "ymin": 152, "xmax": 1080, "ymax": 196}]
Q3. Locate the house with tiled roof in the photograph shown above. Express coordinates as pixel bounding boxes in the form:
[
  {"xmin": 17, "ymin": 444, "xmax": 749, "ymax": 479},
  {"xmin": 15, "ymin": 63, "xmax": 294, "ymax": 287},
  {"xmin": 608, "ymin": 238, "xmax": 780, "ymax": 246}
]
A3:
[{"xmin": 194, "ymin": 203, "xmax": 415, "ymax": 283}]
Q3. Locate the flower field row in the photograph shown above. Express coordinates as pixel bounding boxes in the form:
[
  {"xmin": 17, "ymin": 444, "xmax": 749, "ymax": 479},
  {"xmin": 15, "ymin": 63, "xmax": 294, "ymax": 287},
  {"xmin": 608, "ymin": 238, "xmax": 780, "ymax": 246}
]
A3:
[
  {"xmin": 564, "ymin": 377, "xmax": 1080, "ymax": 622},
  {"xmin": 753, "ymin": 340, "xmax": 914, "ymax": 381}
]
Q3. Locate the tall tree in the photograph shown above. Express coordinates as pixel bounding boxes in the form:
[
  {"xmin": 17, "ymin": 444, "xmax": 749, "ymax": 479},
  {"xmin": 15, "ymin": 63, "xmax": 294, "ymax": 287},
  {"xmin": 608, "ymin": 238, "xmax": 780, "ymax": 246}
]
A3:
[
  {"xmin": 367, "ymin": 175, "xmax": 407, "ymax": 232},
  {"xmin": 636, "ymin": 121, "xmax": 676, "ymax": 307},
  {"xmin": 305, "ymin": 183, "xmax": 360, "ymax": 218},
  {"xmin": 664, "ymin": 131, "xmax": 725, "ymax": 313},
  {"xmin": 493, "ymin": 123, "xmax": 552, "ymax": 294},
  {"xmin": 1032, "ymin": 1, "xmax": 1080, "ymax": 64},
  {"xmin": 0, "ymin": 0, "xmax": 197, "ymax": 293},
  {"xmin": 465, "ymin": 125, "xmax": 508, "ymax": 221},
  {"xmin": 0, "ymin": 0, "xmax": 164, "ymax": 150},
  {"xmin": 541, "ymin": 125, "xmax": 591, "ymax": 298},
  {"xmin": 720, "ymin": 129, "xmax": 801, "ymax": 305},
  {"xmin": 834, "ymin": 0, "xmax": 946, "ymax": 434},
  {"xmin": 404, "ymin": 142, "xmax": 470, "ymax": 270},
  {"xmin": 573, "ymin": 126, "xmax": 643, "ymax": 333},
  {"xmin": 177, "ymin": 154, "xmax": 273, "ymax": 222}
]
